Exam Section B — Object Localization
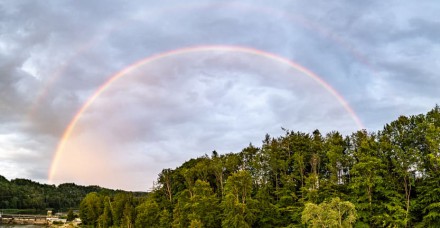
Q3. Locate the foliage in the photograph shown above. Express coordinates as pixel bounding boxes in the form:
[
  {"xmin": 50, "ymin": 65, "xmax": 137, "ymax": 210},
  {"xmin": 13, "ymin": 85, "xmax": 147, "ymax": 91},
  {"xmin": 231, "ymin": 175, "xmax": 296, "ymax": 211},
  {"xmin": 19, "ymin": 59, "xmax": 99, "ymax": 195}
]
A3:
[
  {"xmin": 79, "ymin": 192, "xmax": 102, "ymax": 226},
  {"xmin": 302, "ymin": 197, "xmax": 356, "ymax": 227},
  {"xmin": 78, "ymin": 191, "xmax": 142, "ymax": 227},
  {"xmin": 5, "ymin": 105, "xmax": 440, "ymax": 227},
  {"xmin": 0, "ymin": 177, "xmax": 133, "ymax": 211},
  {"xmin": 66, "ymin": 208, "xmax": 75, "ymax": 221}
]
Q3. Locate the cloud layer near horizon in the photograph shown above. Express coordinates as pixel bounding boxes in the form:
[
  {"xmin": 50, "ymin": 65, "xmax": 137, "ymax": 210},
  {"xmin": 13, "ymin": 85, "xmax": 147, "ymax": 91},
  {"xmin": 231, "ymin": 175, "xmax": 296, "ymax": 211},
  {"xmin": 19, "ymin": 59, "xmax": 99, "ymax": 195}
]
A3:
[{"xmin": 1, "ymin": 0, "xmax": 439, "ymax": 190}]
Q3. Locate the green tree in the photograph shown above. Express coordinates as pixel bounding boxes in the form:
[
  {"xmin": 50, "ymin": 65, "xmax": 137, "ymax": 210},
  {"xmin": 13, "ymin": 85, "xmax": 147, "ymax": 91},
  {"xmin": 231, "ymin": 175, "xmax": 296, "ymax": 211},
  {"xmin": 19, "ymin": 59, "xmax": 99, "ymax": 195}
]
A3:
[
  {"xmin": 79, "ymin": 192, "xmax": 103, "ymax": 226},
  {"xmin": 302, "ymin": 197, "xmax": 356, "ymax": 228},
  {"xmin": 172, "ymin": 190, "xmax": 192, "ymax": 228},
  {"xmin": 66, "ymin": 208, "xmax": 75, "ymax": 222},
  {"xmin": 222, "ymin": 170, "xmax": 256, "ymax": 228},
  {"xmin": 122, "ymin": 199, "xmax": 136, "ymax": 228},
  {"xmin": 112, "ymin": 192, "xmax": 129, "ymax": 226},
  {"xmin": 158, "ymin": 169, "xmax": 174, "ymax": 203},
  {"xmin": 135, "ymin": 197, "xmax": 161, "ymax": 228},
  {"xmin": 418, "ymin": 106, "xmax": 440, "ymax": 226},
  {"xmin": 188, "ymin": 180, "xmax": 220, "ymax": 227},
  {"xmin": 349, "ymin": 130, "xmax": 384, "ymax": 225},
  {"xmin": 325, "ymin": 131, "xmax": 349, "ymax": 186},
  {"xmin": 159, "ymin": 209, "xmax": 172, "ymax": 228},
  {"xmin": 380, "ymin": 115, "xmax": 425, "ymax": 226},
  {"xmin": 98, "ymin": 196, "xmax": 113, "ymax": 227},
  {"xmin": 211, "ymin": 152, "xmax": 226, "ymax": 197}
]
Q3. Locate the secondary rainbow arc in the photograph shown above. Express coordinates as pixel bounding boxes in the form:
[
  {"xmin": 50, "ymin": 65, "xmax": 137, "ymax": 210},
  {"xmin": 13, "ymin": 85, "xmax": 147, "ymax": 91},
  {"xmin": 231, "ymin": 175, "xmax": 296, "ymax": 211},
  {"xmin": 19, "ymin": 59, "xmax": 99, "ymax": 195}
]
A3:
[{"xmin": 48, "ymin": 45, "xmax": 364, "ymax": 182}]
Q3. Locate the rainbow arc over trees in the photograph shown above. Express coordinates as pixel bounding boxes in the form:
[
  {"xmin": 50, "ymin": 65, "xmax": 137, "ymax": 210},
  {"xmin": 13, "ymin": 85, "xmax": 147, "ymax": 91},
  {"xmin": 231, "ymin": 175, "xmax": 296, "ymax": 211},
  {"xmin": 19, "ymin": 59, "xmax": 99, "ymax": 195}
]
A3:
[{"xmin": 48, "ymin": 45, "xmax": 364, "ymax": 181}]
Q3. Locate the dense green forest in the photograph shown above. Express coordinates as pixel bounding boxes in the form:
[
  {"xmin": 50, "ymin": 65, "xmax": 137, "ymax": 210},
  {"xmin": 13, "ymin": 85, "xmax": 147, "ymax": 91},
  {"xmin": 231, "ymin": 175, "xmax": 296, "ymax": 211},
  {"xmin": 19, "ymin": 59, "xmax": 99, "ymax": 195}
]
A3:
[
  {"xmin": 3, "ymin": 106, "xmax": 440, "ymax": 227},
  {"xmin": 77, "ymin": 106, "xmax": 440, "ymax": 227},
  {"xmin": 0, "ymin": 176, "xmax": 144, "ymax": 212}
]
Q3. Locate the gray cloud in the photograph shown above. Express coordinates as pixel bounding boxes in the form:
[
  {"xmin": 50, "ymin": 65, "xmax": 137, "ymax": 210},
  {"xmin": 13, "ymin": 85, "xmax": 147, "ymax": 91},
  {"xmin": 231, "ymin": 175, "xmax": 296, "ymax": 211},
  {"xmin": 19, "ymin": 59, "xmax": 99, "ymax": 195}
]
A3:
[{"xmin": 1, "ymin": 0, "xmax": 439, "ymax": 190}]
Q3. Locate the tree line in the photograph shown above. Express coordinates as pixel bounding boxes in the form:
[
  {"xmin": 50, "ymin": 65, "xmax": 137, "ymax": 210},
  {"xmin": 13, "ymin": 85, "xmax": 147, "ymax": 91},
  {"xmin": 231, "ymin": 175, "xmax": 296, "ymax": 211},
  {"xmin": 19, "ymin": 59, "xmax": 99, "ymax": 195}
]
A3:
[
  {"xmin": 0, "ymin": 176, "xmax": 143, "ymax": 212},
  {"xmin": 79, "ymin": 106, "xmax": 440, "ymax": 227}
]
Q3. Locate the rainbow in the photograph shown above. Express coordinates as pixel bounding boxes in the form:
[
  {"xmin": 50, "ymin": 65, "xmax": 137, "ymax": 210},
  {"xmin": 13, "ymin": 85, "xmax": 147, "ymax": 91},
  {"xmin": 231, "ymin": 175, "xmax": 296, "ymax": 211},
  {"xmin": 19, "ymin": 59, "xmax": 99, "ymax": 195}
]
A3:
[
  {"xmin": 48, "ymin": 45, "xmax": 364, "ymax": 182},
  {"xmin": 29, "ymin": 2, "xmax": 378, "ymax": 123}
]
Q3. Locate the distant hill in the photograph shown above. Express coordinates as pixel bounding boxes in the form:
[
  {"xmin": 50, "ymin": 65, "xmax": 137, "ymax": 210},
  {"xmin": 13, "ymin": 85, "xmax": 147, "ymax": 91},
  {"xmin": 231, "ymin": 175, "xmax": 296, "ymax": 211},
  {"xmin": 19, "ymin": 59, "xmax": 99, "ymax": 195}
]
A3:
[{"xmin": 0, "ymin": 175, "xmax": 147, "ymax": 212}]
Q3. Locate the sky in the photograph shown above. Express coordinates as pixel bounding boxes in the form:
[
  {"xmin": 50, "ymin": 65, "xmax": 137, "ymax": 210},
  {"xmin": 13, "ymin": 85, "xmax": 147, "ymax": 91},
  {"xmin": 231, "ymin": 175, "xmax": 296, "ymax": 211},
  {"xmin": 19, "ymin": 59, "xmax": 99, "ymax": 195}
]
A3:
[{"xmin": 1, "ymin": 0, "xmax": 439, "ymax": 191}]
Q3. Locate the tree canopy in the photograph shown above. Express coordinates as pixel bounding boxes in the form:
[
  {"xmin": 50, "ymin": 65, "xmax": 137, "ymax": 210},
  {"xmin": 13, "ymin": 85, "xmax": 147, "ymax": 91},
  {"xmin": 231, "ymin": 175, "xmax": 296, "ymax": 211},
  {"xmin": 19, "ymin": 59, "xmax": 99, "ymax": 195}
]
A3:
[{"xmin": 4, "ymin": 105, "xmax": 440, "ymax": 227}]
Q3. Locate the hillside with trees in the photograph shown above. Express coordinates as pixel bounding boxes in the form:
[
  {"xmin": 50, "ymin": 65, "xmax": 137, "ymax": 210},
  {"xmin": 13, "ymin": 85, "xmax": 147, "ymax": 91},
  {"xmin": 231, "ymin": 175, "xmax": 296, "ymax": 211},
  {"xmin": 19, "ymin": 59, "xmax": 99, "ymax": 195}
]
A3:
[
  {"xmin": 78, "ymin": 106, "xmax": 440, "ymax": 227},
  {"xmin": 0, "ymin": 176, "xmax": 142, "ymax": 213}
]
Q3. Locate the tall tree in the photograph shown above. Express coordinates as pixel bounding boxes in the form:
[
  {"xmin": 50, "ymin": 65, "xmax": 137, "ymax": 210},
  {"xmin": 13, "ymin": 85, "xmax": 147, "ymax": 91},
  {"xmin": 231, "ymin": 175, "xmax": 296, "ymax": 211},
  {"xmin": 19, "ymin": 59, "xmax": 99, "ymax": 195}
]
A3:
[
  {"xmin": 417, "ymin": 106, "xmax": 440, "ymax": 226},
  {"xmin": 222, "ymin": 170, "xmax": 256, "ymax": 228},
  {"xmin": 98, "ymin": 196, "xmax": 113, "ymax": 227},
  {"xmin": 158, "ymin": 169, "xmax": 174, "ymax": 203},
  {"xmin": 188, "ymin": 180, "xmax": 220, "ymax": 228},
  {"xmin": 79, "ymin": 192, "xmax": 103, "ymax": 226},
  {"xmin": 381, "ymin": 115, "xmax": 424, "ymax": 226},
  {"xmin": 349, "ymin": 130, "xmax": 384, "ymax": 225}
]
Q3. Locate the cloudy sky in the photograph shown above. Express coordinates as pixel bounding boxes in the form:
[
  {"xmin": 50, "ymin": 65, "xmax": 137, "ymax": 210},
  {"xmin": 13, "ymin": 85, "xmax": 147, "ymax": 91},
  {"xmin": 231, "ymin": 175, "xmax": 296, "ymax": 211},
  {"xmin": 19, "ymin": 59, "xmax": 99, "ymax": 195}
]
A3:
[{"xmin": 1, "ymin": 0, "xmax": 439, "ymax": 191}]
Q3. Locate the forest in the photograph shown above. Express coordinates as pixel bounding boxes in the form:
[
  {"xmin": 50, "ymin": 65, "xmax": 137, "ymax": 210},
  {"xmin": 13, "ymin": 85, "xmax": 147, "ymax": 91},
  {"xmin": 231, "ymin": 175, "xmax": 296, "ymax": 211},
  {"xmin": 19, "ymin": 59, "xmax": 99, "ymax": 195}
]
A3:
[
  {"xmin": 77, "ymin": 106, "xmax": 440, "ymax": 227},
  {"xmin": 0, "ymin": 176, "xmax": 144, "ymax": 212},
  {"xmin": 2, "ymin": 106, "xmax": 440, "ymax": 227}
]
